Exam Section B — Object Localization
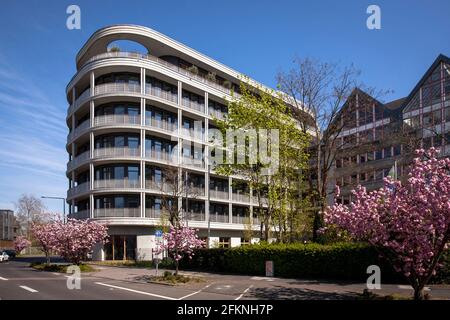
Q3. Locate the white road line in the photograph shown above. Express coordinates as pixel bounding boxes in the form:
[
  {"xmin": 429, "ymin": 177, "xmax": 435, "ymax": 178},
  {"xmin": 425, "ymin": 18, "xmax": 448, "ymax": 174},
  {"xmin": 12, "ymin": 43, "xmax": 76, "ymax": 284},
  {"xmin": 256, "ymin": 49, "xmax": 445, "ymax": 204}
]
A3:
[
  {"xmin": 95, "ymin": 282, "xmax": 177, "ymax": 300},
  {"xmin": 179, "ymin": 284, "xmax": 212, "ymax": 300},
  {"xmin": 19, "ymin": 286, "xmax": 38, "ymax": 293},
  {"xmin": 0, "ymin": 277, "xmax": 8, "ymax": 281},
  {"xmin": 235, "ymin": 285, "xmax": 253, "ymax": 300}
]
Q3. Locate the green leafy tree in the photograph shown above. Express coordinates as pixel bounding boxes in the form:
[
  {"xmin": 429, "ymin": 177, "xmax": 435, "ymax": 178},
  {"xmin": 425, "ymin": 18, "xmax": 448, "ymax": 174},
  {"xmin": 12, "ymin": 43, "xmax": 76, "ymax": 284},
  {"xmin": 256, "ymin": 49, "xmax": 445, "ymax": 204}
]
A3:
[{"xmin": 213, "ymin": 78, "xmax": 311, "ymax": 241}]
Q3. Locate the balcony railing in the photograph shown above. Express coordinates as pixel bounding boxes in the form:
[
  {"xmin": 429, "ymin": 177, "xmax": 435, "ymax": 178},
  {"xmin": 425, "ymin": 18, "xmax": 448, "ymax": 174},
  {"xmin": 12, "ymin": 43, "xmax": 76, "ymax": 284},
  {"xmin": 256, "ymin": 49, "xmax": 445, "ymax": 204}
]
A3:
[
  {"xmin": 180, "ymin": 128, "xmax": 204, "ymax": 141},
  {"xmin": 94, "ymin": 208, "xmax": 141, "ymax": 218},
  {"xmin": 187, "ymin": 184, "xmax": 205, "ymax": 197},
  {"xmin": 67, "ymin": 151, "xmax": 90, "ymax": 171},
  {"xmin": 232, "ymin": 192, "xmax": 250, "ymax": 203},
  {"xmin": 145, "ymin": 85, "xmax": 178, "ymax": 103},
  {"xmin": 252, "ymin": 195, "xmax": 269, "ymax": 205},
  {"xmin": 145, "ymin": 150, "xmax": 177, "ymax": 164},
  {"xmin": 68, "ymin": 120, "xmax": 90, "ymax": 141},
  {"xmin": 69, "ymin": 210, "xmax": 90, "ymax": 220},
  {"xmin": 145, "ymin": 180, "xmax": 173, "ymax": 193},
  {"xmin": 182, "ymin": 98, "xmax": 205, "ymax": 113},
  {"xmin": 232, "ymin": 215, "xmax": 251, "ymax": 224},
  {"xmin": 209, "ymin": 214, "xmax": 229, "ymax": 223},
  {"xmin": 94, "ymin": 114, "xmax": 140, "ymax": 127},
  {"xmin": 94, "ymin": 82, "xmax": 141, "ymax": 96},
  {"xmin": 208, "ymin": 109, "xmax": 227, "ymax": 120},
  {"xmin": 94, "ymin": 147, "xmax": 140, "ymax": 158},
  {"xmin": 145, "ymin": 208, "xmax": 170, "ymax": 219},
  {"xmin": 81, "ymin": 51, "xmax": 237, "ymax": 96},
  {"xmin": 181, "ymin": 156, "xmax": 204, "ymax": 169},
  {"xmin": 209, "ymin": 189, "xmax": 229, "ymax": 200},
  {"xmin": 145, "ymin": 118, "xmax": 177, "ymax": 133},
  {"xmin": 67, "ymin": 181, "xmax": 90, "ymax": 198},
  {"xmin": 94, "ymin": 179, "xmax": 140, "ymax": 189},
  {"xmin": 185, "ymin": 211, "xmax": 205, "ymax": 221},
  {"xmin": 68, "ymin": 89, "xmax": 91, "ymax": 114}
]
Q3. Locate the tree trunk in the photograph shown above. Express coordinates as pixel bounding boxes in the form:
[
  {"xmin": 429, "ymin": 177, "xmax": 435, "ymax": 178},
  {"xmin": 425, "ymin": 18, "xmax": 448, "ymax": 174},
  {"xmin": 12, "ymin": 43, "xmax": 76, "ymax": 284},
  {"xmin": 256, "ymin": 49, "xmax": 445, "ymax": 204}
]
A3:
[
  {"xmin": 413, "ymin": 286, "xmax": 425, "ymax": 300},
  {"xmin": 46, "ymin": 252, "xmax": 50, "ymax": 265},
  {"xmin": 175, "ymin": 261, "xmax": 179, "ymax": 276}
]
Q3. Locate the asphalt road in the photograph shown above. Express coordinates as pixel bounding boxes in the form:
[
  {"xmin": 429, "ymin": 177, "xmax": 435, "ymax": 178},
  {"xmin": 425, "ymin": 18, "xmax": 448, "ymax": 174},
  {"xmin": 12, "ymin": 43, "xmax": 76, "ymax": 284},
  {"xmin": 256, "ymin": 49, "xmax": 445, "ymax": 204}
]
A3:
[{"xmin": 0, "ymin": 259, "xmax": 249, "ymax": 300}]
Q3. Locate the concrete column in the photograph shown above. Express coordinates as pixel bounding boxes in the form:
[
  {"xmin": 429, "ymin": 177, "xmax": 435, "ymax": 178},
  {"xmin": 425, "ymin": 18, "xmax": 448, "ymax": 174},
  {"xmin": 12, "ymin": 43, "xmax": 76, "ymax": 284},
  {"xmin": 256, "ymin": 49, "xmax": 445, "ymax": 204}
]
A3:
[
  {"xmin": 141, "ymin": 98, "xmax": 146, "ymax": 126},
  {"xmin": 89, "ymin": 194, "xmax": 94, "ymax": 219},
  {"xmin": 229, "ymin": 177, "xmax": 233, "ymax": 223},
  {"xmin": 205, "ymin": 92, "xmax": 209, "ymax": 116},
  {"xmin": 178, "ymin": 81, "xmax": 182, "ymax": 106},
  {"xmin": 90, "ymin": 101, "xmax": 95, "ymax": 128},
  {"xmin": 90, "ymin": 71, "xmax": 95, "ymax": 96},
  {"xmin": 141, "ymin": 68, "xmax": 145, "ymax": 95}
]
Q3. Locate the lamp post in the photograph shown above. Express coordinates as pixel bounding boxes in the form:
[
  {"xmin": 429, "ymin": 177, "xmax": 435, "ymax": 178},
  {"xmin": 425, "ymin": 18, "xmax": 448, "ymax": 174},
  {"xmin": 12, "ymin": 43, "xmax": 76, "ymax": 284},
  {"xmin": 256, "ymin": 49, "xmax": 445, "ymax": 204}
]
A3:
[{"xmin": 41, "ymin": 196, "xmax": 66, "ymax": 223}]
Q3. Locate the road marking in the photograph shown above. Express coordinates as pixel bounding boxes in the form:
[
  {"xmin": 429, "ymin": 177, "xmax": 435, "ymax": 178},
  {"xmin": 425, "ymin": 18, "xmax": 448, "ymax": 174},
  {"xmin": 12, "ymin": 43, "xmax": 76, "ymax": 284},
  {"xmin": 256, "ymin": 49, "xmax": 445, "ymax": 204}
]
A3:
[
  {"xmin": 19, "ymin": 286, "xmax": 38, "ymax": 293},
  {"xmin": 179, "ymin": 284, "xmax": 212, "ymax": 300},
  {"xmin": 95, "ymin": 282, "xmax": 177, "ymax": 300},
  {"xmin": 235, "ymin": 285, "xmax": 253, "ymax": 300},
  {"xmin": 0, "ymin": 277, "xmax": 8, "ymax": 281}
]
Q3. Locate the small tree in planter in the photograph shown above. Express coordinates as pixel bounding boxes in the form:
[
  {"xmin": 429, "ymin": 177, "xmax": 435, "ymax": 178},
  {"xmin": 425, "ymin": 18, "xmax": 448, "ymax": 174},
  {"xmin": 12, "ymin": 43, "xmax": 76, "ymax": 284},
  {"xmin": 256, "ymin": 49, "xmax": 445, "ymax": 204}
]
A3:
[
  {"xmin": 13, "ymin": 236, "xmax": 31, "ymax": 255},
  {"xmin": 325, "ymin": 148, "xmax": 450, "ymax": 300},
  {"xmin": 206, "ymin": 71, "xmax": 216, "ymax": 82},
  {"xmin": 156, "ymin": 225, "xmax": 205, "ymax": 275},
  {"xmin": 187, "ymin": 65, "xmax": 199, "ymax": 75}
]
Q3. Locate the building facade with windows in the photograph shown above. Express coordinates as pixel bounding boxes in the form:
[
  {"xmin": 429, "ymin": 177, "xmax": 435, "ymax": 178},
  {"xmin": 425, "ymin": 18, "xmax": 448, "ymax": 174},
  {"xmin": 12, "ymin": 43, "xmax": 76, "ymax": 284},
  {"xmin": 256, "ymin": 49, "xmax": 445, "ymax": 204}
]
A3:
[
  {"xmin": 66, "ymin": 25, "xmax": 305, "ymax": 261},
  {"xmin": 329, "ymin": 54, "xmax": 450, "ymax": 204},
  {"xmin": 0, "ymin": 209, "xmax": 19, "ymax": 245}
]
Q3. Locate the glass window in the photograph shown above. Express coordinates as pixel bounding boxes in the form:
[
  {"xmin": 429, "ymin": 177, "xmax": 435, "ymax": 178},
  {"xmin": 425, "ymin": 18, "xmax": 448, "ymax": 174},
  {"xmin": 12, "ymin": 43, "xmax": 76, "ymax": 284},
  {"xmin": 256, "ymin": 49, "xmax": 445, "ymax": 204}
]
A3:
[
  {"xmin": 375, "ymin": 150, "xmax": 383, "ymax": 160},
  {"xmin": 218, "ymin": 237, "xmax": 230, "ymax": 248},
  {"xmin": 128, "ymin": 166, "xmax": 139, "ymax": 180},
  {"xmin": 114, "ymin": 166, "xmax": 125, "ymax": 179},
  {"xmin": 128, "ymin": 136, "xmax": 139, "ymax": 148},
  {"xmin": 367, "ymin": 152, "xmax": 374, "ymax": 162},
  {"xmin": 393, "ymin": 145, "xmax": 401, "ymax": 156},
  {"xmin": 359, "ymin": 154, "xmax": 366, "ymax": 163},
  {"xmin": 384, "ymin": 147, "xmax": 392, "ymax": 158}
]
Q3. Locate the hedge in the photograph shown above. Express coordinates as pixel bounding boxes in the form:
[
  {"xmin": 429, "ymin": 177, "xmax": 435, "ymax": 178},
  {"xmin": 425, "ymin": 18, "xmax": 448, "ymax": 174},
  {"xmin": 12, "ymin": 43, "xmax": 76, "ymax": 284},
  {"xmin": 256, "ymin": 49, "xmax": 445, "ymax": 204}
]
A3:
[{"xmin": 180, "ymin": 242, "xmax": 450, "ymax": 283}]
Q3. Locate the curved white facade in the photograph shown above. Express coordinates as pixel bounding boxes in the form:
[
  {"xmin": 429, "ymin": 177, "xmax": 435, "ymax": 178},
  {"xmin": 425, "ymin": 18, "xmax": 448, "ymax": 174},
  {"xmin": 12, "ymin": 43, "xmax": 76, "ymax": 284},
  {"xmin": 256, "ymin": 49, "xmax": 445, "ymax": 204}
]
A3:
[{"xmin": 66, "ymin": 25, "xmax": 275, "ymax": 260}]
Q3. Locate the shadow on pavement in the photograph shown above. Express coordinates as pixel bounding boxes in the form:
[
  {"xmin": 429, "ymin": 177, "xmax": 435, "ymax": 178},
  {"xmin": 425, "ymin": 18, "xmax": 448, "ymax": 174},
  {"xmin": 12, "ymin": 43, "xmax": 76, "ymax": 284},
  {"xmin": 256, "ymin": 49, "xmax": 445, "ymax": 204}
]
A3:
[{"xmin": 250, "ymin": 286, "xmax": 359, "ymax": 300}]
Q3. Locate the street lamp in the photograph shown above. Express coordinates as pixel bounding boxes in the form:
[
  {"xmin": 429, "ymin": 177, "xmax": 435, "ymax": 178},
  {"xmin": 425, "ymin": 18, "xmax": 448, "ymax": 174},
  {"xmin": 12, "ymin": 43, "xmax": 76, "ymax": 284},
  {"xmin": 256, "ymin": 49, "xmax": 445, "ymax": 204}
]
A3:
[{"xmin": 41, "ymin": 196, "xmax": 66, "ymax": 223}]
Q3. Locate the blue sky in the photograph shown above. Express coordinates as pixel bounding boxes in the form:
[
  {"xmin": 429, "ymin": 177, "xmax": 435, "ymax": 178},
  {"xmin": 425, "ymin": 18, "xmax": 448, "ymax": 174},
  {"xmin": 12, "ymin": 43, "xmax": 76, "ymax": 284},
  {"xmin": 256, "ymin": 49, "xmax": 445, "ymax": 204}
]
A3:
[{"xmin": 0, "ymin": 0, "xmax": 449, "ymax": 213}]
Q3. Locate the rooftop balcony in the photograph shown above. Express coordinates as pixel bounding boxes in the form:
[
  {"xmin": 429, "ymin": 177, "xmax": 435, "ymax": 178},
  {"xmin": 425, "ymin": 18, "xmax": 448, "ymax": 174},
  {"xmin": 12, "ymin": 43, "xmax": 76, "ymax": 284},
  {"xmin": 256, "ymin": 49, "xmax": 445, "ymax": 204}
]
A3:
[{"xmin": 80, "ymin": 51, "xmax": 237, "ymax": 96}]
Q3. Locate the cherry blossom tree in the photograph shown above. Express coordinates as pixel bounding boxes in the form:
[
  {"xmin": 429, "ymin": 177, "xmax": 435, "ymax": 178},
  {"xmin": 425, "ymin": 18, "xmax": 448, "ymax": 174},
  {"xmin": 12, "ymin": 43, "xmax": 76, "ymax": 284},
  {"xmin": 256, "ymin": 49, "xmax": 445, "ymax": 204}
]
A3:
[
  {"xmin": 325, "ymin": 148, "xmax": 450, "ymax": 300},
  {"xmin": 31, "ymin": 222, "xmax": 59, "ymax": 264},
  {"xmin": 13, "ymin": 236, "xmax": 31, "ymax": 255},
  {"xmin": 156, "ymin": 225, "xmax": 205, "ymax": 275},
  {"xmin": 54, "ymin": 218, "xmax": 108, "ymax": 265}
]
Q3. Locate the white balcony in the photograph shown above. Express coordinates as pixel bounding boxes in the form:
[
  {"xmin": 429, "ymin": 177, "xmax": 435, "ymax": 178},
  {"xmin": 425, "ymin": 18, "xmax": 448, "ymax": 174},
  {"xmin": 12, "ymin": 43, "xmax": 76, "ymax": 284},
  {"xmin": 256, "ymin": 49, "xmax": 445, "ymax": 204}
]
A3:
[
  {"xmin": 185, "ymin": 211, "xmax": 205, "ymax": 221},
  {"xmin": 209, "ymin": 189, "xmax": 229, "ymax": 200},
  {"xmin": 145, "ymin": 84, "xmax": 178, "ymax": 103},
  {"xmin": 94, "ymin": 147, "xmax": 140, "ymax": 159},
  {"xmin": 94, "ymin": 82, "xmax": 141, "ymax": 96},
  {"xmin": 145, "ymin": 208, "xmax": 169, "ymax": 219},
  {"xmin": 232, "ymin": 192, "xmax": 250, "ymax": 203},
  {"xmin": 209, "ymin": 213, "xmax": 229, "ymax": 223},
  {"xmin": 181, "ymin": 156, "xmax": 204, "ymax": 169},
  {"xmin": 94, "ymin": 208, "xmax": 141, "ymax": 218},
  {"xmin": 67, "ymin": 151, "xmax": 90, "ymax": 171},
  {"xmin": 81, "ymin": 51, "xmax": 237, "ymax": 96},
  {"xmin": 68, "ymin": 120, "xmax": 90, "ymax": 141},
  {"xmin": 94, "ymin": 114, "xmax": 140, "ymax": 127},
  {"xmin": 182, "ymin": 98, "xmax": 205, "ymax": 113},
  {"xmin": 67, "ymin": 181, "xmax": 90, "ymax": 198},
  {"xmin": 145, "ymin": 150, "xmax": 177, "ymax": 164},
  {"xmin": 69, "ymin": 209, "xmax": 90, "ymax": 220},
  {"xmin": 145, "ymin": 118, "xmax": 178, "ymax": 134},
  {"xmin": 145, "ymin": 180, "xmax": 173, "ymax": 193},
  {"xmin": 94, "ymin": 179, "xmax": 140, "ymax": 189}
]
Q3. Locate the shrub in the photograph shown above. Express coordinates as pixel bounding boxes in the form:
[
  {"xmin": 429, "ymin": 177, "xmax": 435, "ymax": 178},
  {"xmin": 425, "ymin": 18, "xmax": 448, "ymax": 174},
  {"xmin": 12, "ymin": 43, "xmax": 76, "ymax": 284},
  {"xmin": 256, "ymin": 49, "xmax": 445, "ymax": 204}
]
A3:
[{"xmin": 180, "ymin": 243, "xmax": 449, "ymax": 283}]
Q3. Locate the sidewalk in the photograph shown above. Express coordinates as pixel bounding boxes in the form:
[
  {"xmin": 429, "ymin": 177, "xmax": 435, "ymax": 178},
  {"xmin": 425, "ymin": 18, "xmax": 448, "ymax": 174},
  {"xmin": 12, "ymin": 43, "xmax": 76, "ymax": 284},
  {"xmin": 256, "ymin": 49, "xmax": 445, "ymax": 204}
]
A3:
[{"xmin": 85, "ymin": 263, "xmax": 450, "ymax": 300}]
